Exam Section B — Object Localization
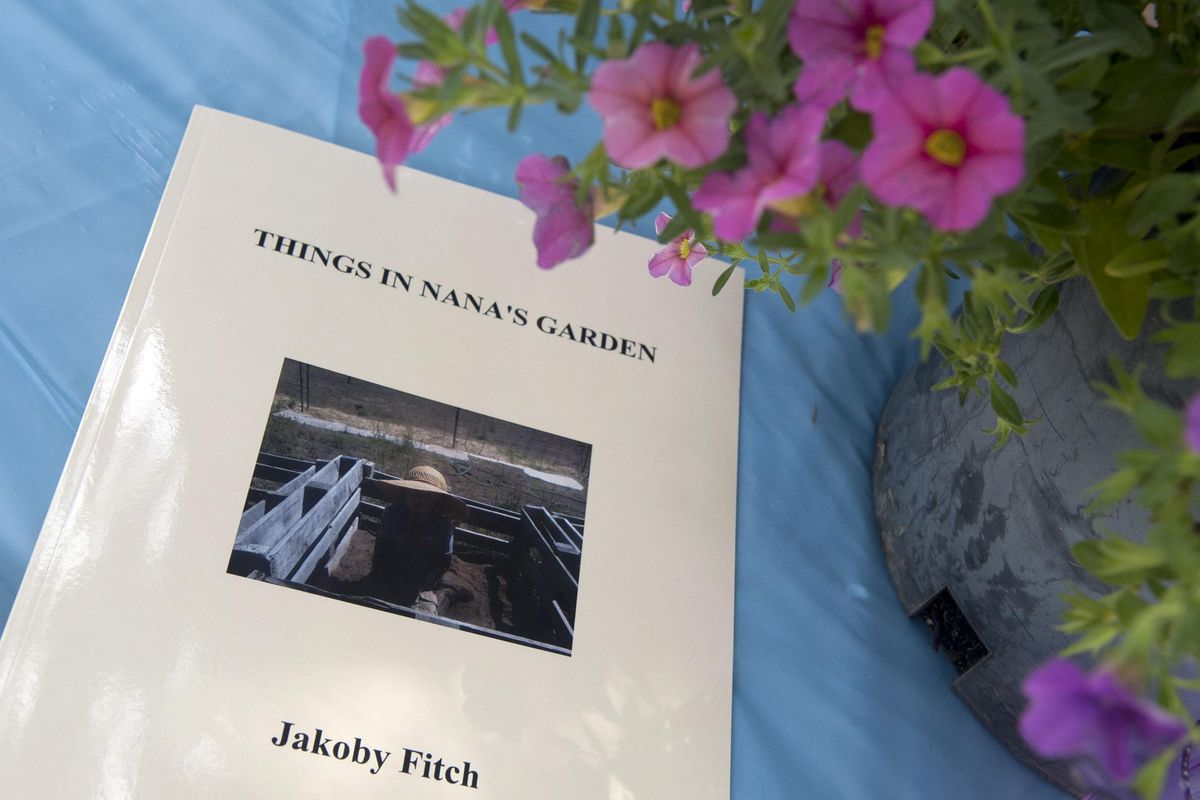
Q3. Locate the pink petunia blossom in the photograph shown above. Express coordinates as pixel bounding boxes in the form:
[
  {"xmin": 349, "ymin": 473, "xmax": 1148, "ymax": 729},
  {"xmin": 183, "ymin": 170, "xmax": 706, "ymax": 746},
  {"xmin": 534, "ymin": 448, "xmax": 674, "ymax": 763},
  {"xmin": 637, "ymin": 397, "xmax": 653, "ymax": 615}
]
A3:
[
  {"xmin": 692, "ymin": 105, "xmax": 826, "ymax": 241},
  {"xmin": 861, "ymin": 67, "xmax": 1025, "ymax": 231},
  {"xmin": 1186, "ymin": 393, "xmax": 1200, "ymax": 453},
  {"xmin": 359, "ymin": 36, "xmax": 448, "ymax": 191},
  {"xmin": 588, "ymin": 43, "xmax": 736, "ymax": 169},
  {"xmin": 1019, "ymin": 659, "xmax": 1188, "ymax": 783},
  {"xmin": 788, "ymin": 0, "xmax": 933, "ymax": 109},
  {"xmin": 766, "ymin": 140, "xmax": 860, "ymax": 293},
  {"xmin": 766, "ymin": 139, "xmax": 861, "ymax": 227},
  {"xmin": 649, "ymin": 212, "xmax": 708, "ymax": 286},
  {"xmin": 515, "ymin": 154, "xmax": 595, "ymax": 269}
]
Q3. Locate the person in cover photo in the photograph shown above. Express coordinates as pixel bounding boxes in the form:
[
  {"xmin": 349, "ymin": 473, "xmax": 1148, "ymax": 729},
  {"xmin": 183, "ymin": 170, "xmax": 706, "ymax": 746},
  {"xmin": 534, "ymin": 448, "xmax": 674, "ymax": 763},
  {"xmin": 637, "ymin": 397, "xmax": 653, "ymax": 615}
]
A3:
[{"xmin": 369, "ymin": 465, "xmax": 473, "ymax": 615}]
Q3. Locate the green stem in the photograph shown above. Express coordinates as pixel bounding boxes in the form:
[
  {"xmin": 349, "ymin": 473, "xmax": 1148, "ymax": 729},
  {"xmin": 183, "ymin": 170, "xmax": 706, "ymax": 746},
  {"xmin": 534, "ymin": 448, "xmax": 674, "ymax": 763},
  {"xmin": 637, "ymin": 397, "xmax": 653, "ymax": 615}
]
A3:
[{"xmin": 935, "ymin": 46, "xmax": 995, "ymax": 64}]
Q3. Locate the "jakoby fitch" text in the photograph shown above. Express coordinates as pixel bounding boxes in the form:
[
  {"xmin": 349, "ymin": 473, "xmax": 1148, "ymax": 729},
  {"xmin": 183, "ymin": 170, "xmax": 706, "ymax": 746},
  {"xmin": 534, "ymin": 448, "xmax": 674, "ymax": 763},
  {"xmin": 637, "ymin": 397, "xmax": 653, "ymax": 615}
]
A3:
[{"xmin": 270, "ymin": 719, "xmax": 480, "ymax": 789}]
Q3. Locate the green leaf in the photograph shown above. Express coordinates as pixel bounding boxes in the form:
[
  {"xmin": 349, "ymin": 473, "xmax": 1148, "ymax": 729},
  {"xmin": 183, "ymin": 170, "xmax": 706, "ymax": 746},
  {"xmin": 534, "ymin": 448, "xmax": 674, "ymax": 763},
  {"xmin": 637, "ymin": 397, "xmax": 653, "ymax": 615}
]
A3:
[
  {"xmin": 1010, "ymin": 201, "xmax": 1085, "ymax": 234},
  {"xmin": 605, "ymin": 15, "xmax": 625, "ymax": 59},
  {"xmin": 1148, "ymin": 278, "xmax": 1195, "ymax": 301},
  {"xmin": 778, "ymin": 283, "xmax": 796, "ymax": 312},
  {"xmin": 618, "ymin": 190, "xmax": 664, "ymax": 222},
  {"xmin": 1104, "ymin": 239, "xmax": 1169, "ymax": 278},
  {"xmin": 1084, "ymin": 2, "xmax": 1154, "ymax": 57},
  {"xmin": 712, "ymin": 263, "xmax": 737, "ymax": 296},
  {"xmin": 1087, "ymin": 466, "xmax": 1141, "ymax": 512},
  {"xmin": 828, "ymin": 110, "xmax": 873, "ymax": 150},
  {"xmin": 519, "ymin": 32, "xmax": 558, "ymax": 64},
  {"xmin": 399, "ymin": 1, "xmax": 466, "ymax": 64},
  {"xmin": 755, "ymin": 248, "xmax": 769, "ymax": 274},
  {"xmin": 474, "ymin": 0, "xmax": 501, "ymax": 51},
  {"xmin": 1068, "ymin": 201, "xmax": 1151, "ymax": 340},
  {"xmin": 1095, "ymin": 57, "xmax": 1194, "ymax": 131},
  {"xmin": 1127, "ymin": 174, "xmax": 1199, "ymax": 236},
  {"xmin": 1035, "ymin": 31, "xmax": 1128, "ymax": 73},
  {"xmin": 989, "ymin": 379, "xmax": 1025, "ymax": 428},
  {"xmin": 1152, "ymin": 323, "xmax": 1200, "ymax": 378},
  {"xmin": 505, "ymin": 99, "xmax": 524, "ymax": 132},
  {"xmin": 1072, "ymin": 538, "xmax": 1171, "ymax": 585},
  {"xmin": 800, "ymin": 263, "xmax": 830, "ymax": 304},
  {"xmin": 831, "ymin": 185, "xmax": 867, "ymax": 236},
  {"xmin": 659, "ymin": 178, "xmax": 702, "ymax": 236},
  {"xmin": 1130, "ymin": 397, "xmax": 1182, "ymax": 449},
  {"xmin": 1115, "ymin": 590, "xmax": 1149, "ymax": 625},
  {"xmin": 995, "ymin": 360, "xmax": 1019, "ymax": 388},
  {"xmin": 915, "ymin": 260, "xmax": 948, "ymax": 308},
  {"xmin": 1061, "ymin": 625, "xmax": 1119, "ymax": 656},
  {"xmin": 1167, "ymin": 80, "xmax": 1200, "ymax": 129},
  {"xmin": 1131, "ymin": 734, "xmax": 1177, "ymax": 798},
  {"xmin": 493, "ymin": 7, "xmax": 523, "ymax": 85},
  {"xmin": 1164, "ymin": 142, "xmax": 1200, "ymax": 172},
  {"xmin": 1007, "ymin": 286, "xmax": 1060, "ymax": 334},
  {"xmin": 572, "ymin": 0, "xmax": 600, "ymax": 71}
]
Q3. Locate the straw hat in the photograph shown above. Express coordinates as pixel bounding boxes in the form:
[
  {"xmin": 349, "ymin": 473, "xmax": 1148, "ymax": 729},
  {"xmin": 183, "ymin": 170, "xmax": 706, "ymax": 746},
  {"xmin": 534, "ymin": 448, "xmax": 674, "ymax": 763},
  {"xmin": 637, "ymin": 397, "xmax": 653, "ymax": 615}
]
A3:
[{"xmin": 376, "ymin": 465, "xmax": 469, "ymax": 521}]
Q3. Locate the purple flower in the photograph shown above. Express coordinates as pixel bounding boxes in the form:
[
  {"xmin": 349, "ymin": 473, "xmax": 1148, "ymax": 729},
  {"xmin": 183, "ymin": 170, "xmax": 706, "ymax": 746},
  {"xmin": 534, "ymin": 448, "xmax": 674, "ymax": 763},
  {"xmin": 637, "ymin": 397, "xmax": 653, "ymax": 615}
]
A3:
[
  {"xmin": 1019, "ymin": 659, "xmax": 1188, "ymax": 783},
  {"xmin": 648, "ymin": 212, "xmax": 708, "ymax": 286},
  {"xmin": 861, "ymin": 67, "xmax": 1025, "ymax": 231},
  {"xmin": 1185, "ymin": 393, "xmax": 1200, "ymax": 453},
  {"xmin": 588, "ymin": 43, "xmax": 736, "ymax": 169},
  {"xmin": 788, "ymin": 0, "xmax": 933, "ymax": 109},
  {"xmin": 692, "ymin": 105, "xmax": 826, "ymax": 241},
  {"xmin": 515, "ymin": 154, "xmax": 595, "ymax": 269}
]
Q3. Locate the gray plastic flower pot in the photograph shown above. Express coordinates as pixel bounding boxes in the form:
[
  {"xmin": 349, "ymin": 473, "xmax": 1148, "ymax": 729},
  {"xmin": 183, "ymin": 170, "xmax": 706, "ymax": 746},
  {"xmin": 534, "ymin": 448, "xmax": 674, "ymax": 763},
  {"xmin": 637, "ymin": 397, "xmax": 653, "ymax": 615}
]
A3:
[{"xmin": 873, "ymin": 279, "xmax": 1196, "ymax": 796}]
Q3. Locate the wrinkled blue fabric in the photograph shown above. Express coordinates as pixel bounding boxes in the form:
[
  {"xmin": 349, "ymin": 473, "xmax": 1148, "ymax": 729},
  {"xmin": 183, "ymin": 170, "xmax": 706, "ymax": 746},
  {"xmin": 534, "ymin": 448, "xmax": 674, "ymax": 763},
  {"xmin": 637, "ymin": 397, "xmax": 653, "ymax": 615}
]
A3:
[{"xmin": 0, "ymin": 2, "xmax": 1068, "ymax": 797}]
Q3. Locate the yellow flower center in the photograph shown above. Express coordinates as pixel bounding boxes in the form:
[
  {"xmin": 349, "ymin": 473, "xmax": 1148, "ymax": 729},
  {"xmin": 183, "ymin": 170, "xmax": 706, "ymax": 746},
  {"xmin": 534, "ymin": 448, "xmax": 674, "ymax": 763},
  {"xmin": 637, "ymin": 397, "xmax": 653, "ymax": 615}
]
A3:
[
  {"xmin": 406, "ymin": 96, "xmax": 439, "ymax": 125},
  {"xmin": 769, "ymin": 193, "xmax": 819, "ymax": 217},
  {"xmin": 864, "ymin": 24, "xmax": 886, "ymax": 60},
  {"xmin": 679, "ymin": 238, "xmax": 692, "ymax": 258},
  {"xmin": 651, "ymin": 98, "xmax": 682, "ymax": 130},
  {"xmin": 924, "ymin": 129, "xmax": 966, "ymax": 167}
]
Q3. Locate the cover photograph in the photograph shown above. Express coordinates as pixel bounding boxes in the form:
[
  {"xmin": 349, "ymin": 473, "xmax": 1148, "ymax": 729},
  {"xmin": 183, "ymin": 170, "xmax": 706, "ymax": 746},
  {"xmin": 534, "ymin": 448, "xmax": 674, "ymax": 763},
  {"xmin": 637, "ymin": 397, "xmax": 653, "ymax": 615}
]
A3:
[{"xmin": 0, "ymin": 108, "xmax": 744, "ymax": 798}]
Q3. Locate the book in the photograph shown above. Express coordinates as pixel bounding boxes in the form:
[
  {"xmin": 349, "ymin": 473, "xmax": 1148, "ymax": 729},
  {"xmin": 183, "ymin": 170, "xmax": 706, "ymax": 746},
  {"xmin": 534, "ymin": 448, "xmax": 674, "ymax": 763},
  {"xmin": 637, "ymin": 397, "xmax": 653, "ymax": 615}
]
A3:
[{"xmin": 0, "ymin": 107, "xmax": 743, "ymax": 798}]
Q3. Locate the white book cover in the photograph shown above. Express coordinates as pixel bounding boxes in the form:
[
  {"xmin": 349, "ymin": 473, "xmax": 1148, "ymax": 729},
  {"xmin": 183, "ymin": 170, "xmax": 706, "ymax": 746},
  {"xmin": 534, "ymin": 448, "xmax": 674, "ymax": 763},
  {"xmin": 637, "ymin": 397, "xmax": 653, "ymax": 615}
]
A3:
[{"xmin": 0, "ymin": 107, "xmax": 744, "ymax": 799}]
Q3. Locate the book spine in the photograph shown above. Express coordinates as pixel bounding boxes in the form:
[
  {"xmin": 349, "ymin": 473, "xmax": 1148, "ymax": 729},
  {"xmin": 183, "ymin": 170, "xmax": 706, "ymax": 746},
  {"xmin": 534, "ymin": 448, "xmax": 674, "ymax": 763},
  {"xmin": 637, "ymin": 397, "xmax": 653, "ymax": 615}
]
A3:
[{"xmin": 0, "ymin": 107, "xmax": 215, "ymax": 696}]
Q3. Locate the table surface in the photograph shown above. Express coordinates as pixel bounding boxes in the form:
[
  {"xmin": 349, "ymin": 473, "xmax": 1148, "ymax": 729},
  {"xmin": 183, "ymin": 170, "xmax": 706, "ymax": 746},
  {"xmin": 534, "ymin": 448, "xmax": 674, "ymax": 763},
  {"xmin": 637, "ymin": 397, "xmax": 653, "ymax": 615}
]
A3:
[{"xmin": 0, "ymin": 2, "xmax": 1069, "ymax": 797}]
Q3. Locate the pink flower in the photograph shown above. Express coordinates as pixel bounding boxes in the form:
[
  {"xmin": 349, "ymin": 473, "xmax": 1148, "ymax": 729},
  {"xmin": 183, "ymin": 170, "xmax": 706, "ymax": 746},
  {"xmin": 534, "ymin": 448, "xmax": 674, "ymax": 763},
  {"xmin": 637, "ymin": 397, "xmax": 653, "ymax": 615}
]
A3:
[
  {"xmin": 588, "ymin": 43, "xmax": 736, "ymax": 169},
  {"xmin": 861, "ymin": 67, "xmax": 1025, "ymax": 231},
  {"xmin": 1019, "ymin": 659, "xmax": 1188, "ymax": 783},
  {"xmin": 358, "ymin": 36, "xmax": 448, "ymax": 191},
  {"xmin": 788, "ymin": 0, "xmax": 933, "ymax": 109},
  {"xmin": 515, "ymin": 154, "xmax": 595, "ymax": 269},
  {"xmin": 1186, "ymin": 393, "xmax": 1200, "ymax": 453},
  {"xmin": 764, "ymin": 141, "xmax": 860, "ymax": 293},
  {"xmin": 648, "ymin": 212, "xmax": 708, "ymax": 286},
  {"xmin": 766, "ymin": 139, "xmax": 861, "ymax": 228},
  {"xmin": 828, "ymin": 259, "xmax": 844, "ymax": 293},
  {"xmin": 815, "ymin": 139, "xmax": 861, "ymax": 208},
  {"xmin": 692, "ymin": 105, "xmax": 826, "ymax": 240}
]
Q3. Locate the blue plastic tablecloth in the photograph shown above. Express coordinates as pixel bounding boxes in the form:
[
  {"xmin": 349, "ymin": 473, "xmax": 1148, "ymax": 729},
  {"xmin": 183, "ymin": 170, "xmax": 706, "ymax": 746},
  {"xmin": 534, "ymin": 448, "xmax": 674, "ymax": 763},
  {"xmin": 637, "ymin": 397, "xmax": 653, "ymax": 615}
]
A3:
[{"xmin": 0, "ymin": 2, "xmax": 1069, "ymax": 797}]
